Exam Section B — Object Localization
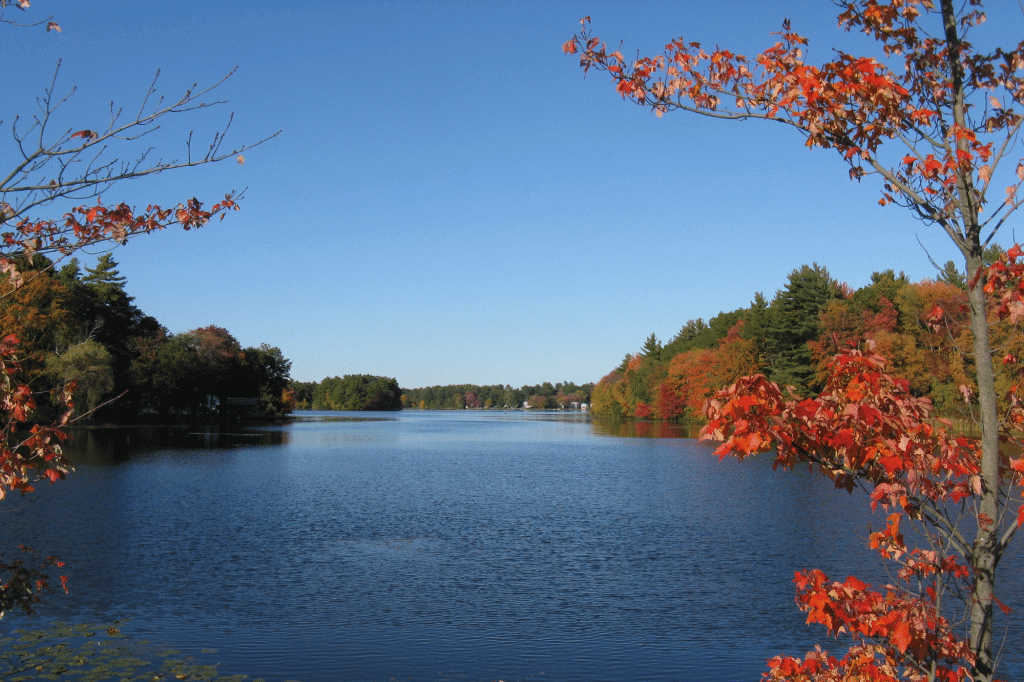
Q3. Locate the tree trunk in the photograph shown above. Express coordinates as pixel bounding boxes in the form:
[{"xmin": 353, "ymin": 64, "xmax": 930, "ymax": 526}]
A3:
[{"xmin": 964, "ymin": 252, "xmax": 1001, "ymax": 682}]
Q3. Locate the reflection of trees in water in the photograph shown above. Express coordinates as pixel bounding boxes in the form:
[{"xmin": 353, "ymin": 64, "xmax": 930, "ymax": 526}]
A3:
[
  {"xmin": 590, "ymin": 418, "xmax": 701, "ymax": 439},
  {"xmin": 64, "ymin": 426, "xmax": 291, "ymax": 465}
]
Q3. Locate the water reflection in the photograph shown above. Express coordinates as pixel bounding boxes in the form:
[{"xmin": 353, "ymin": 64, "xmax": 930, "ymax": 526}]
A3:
[
  {"xmin": 290, "ymin": 412, "xmax": 399, "ymax": 423},
  {"xmin": 62, "ymin": 425, "xmax": 291, "ymax": 465},
  {"xmin": 590, "ymin": 418, "xmax": 702, "ymax": 439}
]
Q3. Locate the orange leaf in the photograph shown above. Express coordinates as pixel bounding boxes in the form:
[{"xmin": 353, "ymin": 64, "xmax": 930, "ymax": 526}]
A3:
[{"xmin": 891, "ymin": 620, "xmax": 912, "ymax": 653}]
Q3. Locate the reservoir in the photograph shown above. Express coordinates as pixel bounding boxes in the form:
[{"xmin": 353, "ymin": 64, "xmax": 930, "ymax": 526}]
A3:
[{"xmin": 2, "ymin": 410, "xmax": 1021, "ymax": 681}]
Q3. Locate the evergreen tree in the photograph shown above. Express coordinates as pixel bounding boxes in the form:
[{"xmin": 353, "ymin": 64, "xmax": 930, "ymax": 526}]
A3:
[
  {"xmin": 767, "ymin": 263, "xmax": 840, "ymax": 395},
  {"xmin": 739, "ymin": 292, "xmax": 774, "ymax": 371},
  {"xmin": 937, "ymin": 260, "xmax": 967, "ymax": 289},
  {"xmin": 80, "ymin": 255, "xmax": 142, "ymax": 357},
  {"xmin": 79, "ymin": 255, "xmax": 149, "ymax": 418},
  {"xmin": 936, "ymin": 245, "xmax": 1005, "ymax": 291},
  {"xmin": 640, "ymin": 333, "xmax": 662, "ymax": 362},
  {"xmin": 616, "ymin": 353, "xmax": 633, "ymax": 373},
  {"xmin": 664, "ymin": 318, "xmax": 708, "ymax": 357}
]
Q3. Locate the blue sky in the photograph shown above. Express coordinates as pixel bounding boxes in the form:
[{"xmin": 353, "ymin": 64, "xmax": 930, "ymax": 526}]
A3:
[{"xmin": 4, "ymin": 1, "xmax": 1023, "ymax": 388}]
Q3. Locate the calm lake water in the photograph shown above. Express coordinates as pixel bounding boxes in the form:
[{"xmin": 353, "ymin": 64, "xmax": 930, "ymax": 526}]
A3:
[{"xmin": 2, "ymin": 410, "xmax": 1021, "ymax": 681}]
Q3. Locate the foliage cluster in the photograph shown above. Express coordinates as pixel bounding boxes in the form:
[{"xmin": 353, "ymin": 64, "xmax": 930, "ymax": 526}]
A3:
[
  {"xmin": 1, "ymin": 254, "xmax": 294, "ymax": 422},
  {"xmin": 567, "ymin": 0, "xmax": 1024, "ymax": 679},
  {"xmin": 397, "ymin": 381, "xmax": 593, "ymax": 410},
  {"xmin": 291, "ymin": 374, "xmax": 402, "ymax": 412},
  {"xmin": 591, "ymin": 260, "xmax": 1007, "ymax": 423}
]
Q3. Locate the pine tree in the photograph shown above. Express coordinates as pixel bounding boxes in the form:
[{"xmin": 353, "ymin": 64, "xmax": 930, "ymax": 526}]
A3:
[
  {"xmin": 767, "ymin": 264, "xmax": 839, "ymax": 395},
  {"xmin": 640, "ymin": 333, "xmax": 662, "ymax": 362}
]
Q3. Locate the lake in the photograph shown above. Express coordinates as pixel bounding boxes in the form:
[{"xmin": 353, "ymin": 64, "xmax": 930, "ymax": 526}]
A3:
[{"xmin": 2, "ymin": 410, "xmax": 1021, "ymax": 681}]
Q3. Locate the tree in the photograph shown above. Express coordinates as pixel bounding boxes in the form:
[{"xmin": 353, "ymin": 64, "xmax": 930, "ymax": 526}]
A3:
[
  {"xmin": 44, "ymin": 339, "xmax": 114, "ymax": 413},
  {"xmin": 938, "ymin": 260, "xmax": 968, "ymax": 289},
  {"xmin": 640, "ymin": 332, "xmax": 662, "ymax": 362},
  {"xmin": 0, "ymin": 265, "xmax": 76, "ymax": 363},
  {"xmin": 936, "ymin": 244, "xmax": 1005, "ymax": 291},
  {"xmin": 767, "ymin": 263, "xmax": 841, "ymax": 394},
  {"xmin": 566, "ymin": 2, "xmax": 1024, "ymax": 679},
  {"xmin": 525, "ymin": 393, "xmax": 551, "ymax": 410},
  {"xmin": 310, "ymin": 375, "xmax": 402, "ymax": 411},
  {"xmin": 242, "ymin": 344, "xmax": 293, "ymax": 417},
  {"xmin": 0, "ymin": 4, "xmax": 274, "ymax": 615},
  {"xmin": 590, "ymin": 368, "xmax": 626, "ymax": 418},
  {"xmin": 186, "ymin": 325, "xmax": 245, "ymax": 406},
  {"xmin": 78, "ymin": 255, "xmax": 145, "ymax": 409}
]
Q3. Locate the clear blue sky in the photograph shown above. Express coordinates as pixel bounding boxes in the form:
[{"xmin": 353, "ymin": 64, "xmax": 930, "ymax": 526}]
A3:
[{"xmin": 4, "ymin": 1, "xmax": 1023, "ymax": 388}]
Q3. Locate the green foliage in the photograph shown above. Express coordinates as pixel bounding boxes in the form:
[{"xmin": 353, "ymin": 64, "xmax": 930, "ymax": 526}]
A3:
[
  {"xmin": 640, "ymin": 333, "xmax": 662, "ymax": 362},
  {"xmin": 397, "ymin": 381, "xmax": 594, "ymax": 410},
  {"xmin": 242, "ymin": 344, "xmax": 292, "ymax": 416},
  {"xmin": 45, "ymin": 340, "xmax": 115, "ymax": 412},
  {"xmin": 664, "ymin": 310, "xmax": 749, "ymax": 357},
  {"xmin": 766, "ymin": 263, "xmax": 840, "ymax": 395},
  {"xmin": 937, "ymin": 260, "xmax": 967, "ymax": 289},
  {"xmin": 851, "ymin": 270, "xmax": 910, "ymax": 312},
  {"xmin": 79, "ymin": 256, "xmax": 144, "ymax": 367},
  {"xmin": 311, "ymin": 375, "xmax": 402, "ymax": 411},
  {"xmin": 289, "ymin": 381, "xmax": 317, "ymax": 410},
  {"xmin": 2, "ymin": 255, "xmax": 294, "ymax": 423}
]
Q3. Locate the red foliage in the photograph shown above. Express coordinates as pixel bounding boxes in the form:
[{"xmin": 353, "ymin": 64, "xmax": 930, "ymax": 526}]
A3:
[
  {"xmin": 656, "ymin": 322, "xmax": 759, "ymax": 420},
  {"xmin": 1, "ymin": 197, "xmax": 238, "ymax": 291},
  {"xmin": 568, "ymin": 0, "xmax": 1024, "ymax": 675},
  {"xmin": 655, "ymin": 374, "xmax": 686, "ymax": 420},
  {"xmin": 700, "ymin": 342, "xmax": 1005, "ymax": 680}
]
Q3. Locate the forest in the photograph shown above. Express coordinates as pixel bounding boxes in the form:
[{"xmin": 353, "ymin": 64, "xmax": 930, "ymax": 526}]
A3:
[
  {"xmin": 592, "ymin": 253, "xmax": 1005, "ymax": 423},
  {"xmin": 291, "ymin": 375, "xmax": 403, "ymax": 411},
  {"xmin": 399, "ymin": 381, "xmax": 594, "ymax": 410},
  {"xmin": 289, "ymin": 378, "xmax": 594, "ymax": 411},
  {"xmin": 0, "ymin": 254, "xmax": 294, "ymax": 422}
]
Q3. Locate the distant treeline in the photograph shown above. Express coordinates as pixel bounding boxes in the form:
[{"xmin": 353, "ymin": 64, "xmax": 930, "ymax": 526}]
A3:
[
  {"xmin": 291, "ymin": 375, "xmax": 402, "ymax": 411},
  {"xmin": 290, "ymin": 379, "xmax": 594, "ymax": 411},
  {"xmin": 1, "ymin": 254, "xmax": 293, "ymax": 422},
  {"xmin": 400, "ymin": 382, "xmax": 594, "ymax": 410},
  {"xmin": 594, "ymin": 253, "xmax": 1005, "ymax": 422}
]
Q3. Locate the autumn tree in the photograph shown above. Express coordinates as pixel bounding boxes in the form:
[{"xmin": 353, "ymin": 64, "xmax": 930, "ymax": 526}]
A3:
[
  {"xmin": 590, "ymin": 368, "xmax": 626, "ymax": 418},
  {"xmin": 0, "ymin": 3, "xmax": 275, "ymax": 616},
  {"xmin": 0, "ymin": 265, "xmax": 76, "ymax": 364},
  {"xmin": 567, "ymin": 1, "xmax": 1024, "ymax": 679}
]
